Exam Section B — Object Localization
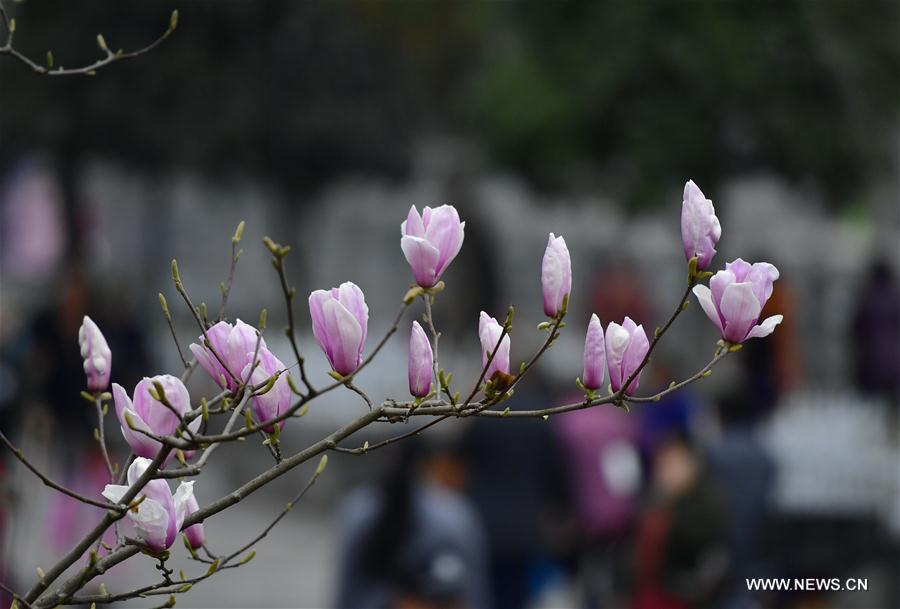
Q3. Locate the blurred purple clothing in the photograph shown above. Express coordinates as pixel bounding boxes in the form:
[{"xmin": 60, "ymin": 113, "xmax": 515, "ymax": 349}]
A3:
[{"xmin": 555, "ymin": 403, "xmax": 640, "ymax": 538}]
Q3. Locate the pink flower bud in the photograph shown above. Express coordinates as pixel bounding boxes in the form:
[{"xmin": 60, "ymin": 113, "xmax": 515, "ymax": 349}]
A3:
[
  {"xmin": 113, "ymin": 375, "xmax": 199, "ymax": 464},
  {"xmin": 309, "ymin": 282, "xmax": 368, "ymax": 376},
  {"xmin": 400, "ymin": 205, "xmax": 465, "ymax": 288},
  {"xmin": 241, "ymin": 346, "xmax": 291, "ymax": 433},
  {"xmin": 605, "ymin": 317, "xmax": 649, "ymax": 395},
  {"xmin": 681, "ymin": 180, "xmax": 722, "ymax": 270},
  {"xmin": 183, "ymin": 490, "xmax": 205, "ymax": 549},
  {"xmin": 78, "ymin": 316, "xmax": 111, "ymax": 392},
  {"xmin": 693, "ymin": 258, "xmax": 782, "ymax": 344},
  {"xmin": 102, "ymin": 457, "xmax": 196, "ymax": 552},
  {"xmin": 541, "ymin": 233, "xmax": 572, "ymax": 317},
  {"xmin": 478, "ymin": 311, "xmax": 510, "ymax": 379},
  {"xmin": 582, "ymin": 314, "xmax": 606, "ymax": 391},
  {"xmin": 408, "ymin": 321, "xmax": 434, "ymax": 398},
  {"xmin": 189, "ymin": 319, "xmax": 263, "ymax": 390}
]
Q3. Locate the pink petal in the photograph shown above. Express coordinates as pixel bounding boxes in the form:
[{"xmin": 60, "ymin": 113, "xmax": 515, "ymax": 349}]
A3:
[
  {"xmin": 745, "ymin": 314, "xmax": 783, "ymax": 340},
  {"xmin": 719, "ymin": 282, "xmax": 762, "ymax": 343},
  {"xmin": 693, "ymin": 284, "xmax": 725, "ymax": 335}
]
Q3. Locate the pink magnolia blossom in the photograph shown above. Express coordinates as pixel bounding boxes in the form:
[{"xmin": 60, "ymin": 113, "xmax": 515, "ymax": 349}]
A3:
[
  {"xmin": 241, "ymin": 347, "xmax": 291, "ymax": 433},
  {"xmin": 605, "ymin": 317, "xmax": 649, "ymax": 395},
  {"xmin": 189, "ymin": 319, "xmax": 264, "ymax": 390},
  {"xmin": 400, "ymin": 205, "xmax": 465, "ymax": 288},
  {"xmin": 693, "ymin": 258, "xmax": 782, "ymax": 343},
  {"xmin": 309, "ymin": 282, "xmax": 369, "ymax": 376},
  {"xmin": 102, "ymin": 457, "xmax": 196, "ymax": 552},
  {"xmin": 113, "ymin": 375, "xmax": 199, "ymax": 464}
]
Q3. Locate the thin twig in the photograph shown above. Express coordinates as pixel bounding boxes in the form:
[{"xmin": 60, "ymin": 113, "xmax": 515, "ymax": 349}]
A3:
[
  {"xmin": 422, "ymin": 295, "xmax": 441, "ymax": 389},
  {"xmin": 25, "ymin": 434, "xmax": 177, "ymax": 603},
  {"xmin": 0, "ymin": 430, "xmax": 123, "ymax": 511},
  {"xmin": 627, "ymin": 348, "xmax": 729, "ymax": 403},
  {"xmin": 336, "ymin": 308, "xmax": 524, "ymax": 456},
  {"xmin": 218, "ymin": 226, "xmax": 243, "ymax": 321},
  {"xmin": 93, "ymin": 396, "xmax": 116, "ymax": 481},
  {"xmin": 0, "ymin": 579, "xmax": 34, "ymax": 609},
  {"xmin": 380, "ymin": 350, "xmax": 730, "ymax": 419},
  {"xmin": 620, "ymin": 281, "xmax": 693, "ymax": 394},
  {"xmin": 222, "ymin": 459, "xmax": 326, "ymax": 561},
  {"xmin": 0, "ymin": 2, "xmax": 179, "ymax": 77},
  {"xmin": 172, "ymin": 263, "xmax": 240, "ymax": 386},
  {"xmin": 461, "ymin": 309, "xmax": 514, "ymax": 408},
  {"xmin": 154, "ymin": 390, "xmax": 252, "ymax": 479},
  {"xmin": 180, "ymin": 358, "xmax": 197, "ymax": 383},
  {"xmin": 270, "ymin": 250, "xmax": 314, "ymax": 395},
  {"xmin": 181, "ymin": 407, "xmax": 384, "ymax": 530},
  {"xmin": 160, "ymin": 293, "xmax": 189, "ymax": 368},
  {"xmin": 184, "ymin": 302, "xmax": 410, "ymax": 445},
  {"xmin": 344, "ymin": 381, "xmax": 373, "ymax": 411}
]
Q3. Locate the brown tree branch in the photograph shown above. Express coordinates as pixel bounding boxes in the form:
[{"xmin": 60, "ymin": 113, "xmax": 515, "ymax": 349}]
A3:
[{"xmin": 0, "ymin": 3, "xmax": 179, "ymax": 77}]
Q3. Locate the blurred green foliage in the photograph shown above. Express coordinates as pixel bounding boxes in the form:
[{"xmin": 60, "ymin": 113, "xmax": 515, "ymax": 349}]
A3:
[{"xmin": 1, "ymin": 0, "xmax": 897, "ymax": 209}]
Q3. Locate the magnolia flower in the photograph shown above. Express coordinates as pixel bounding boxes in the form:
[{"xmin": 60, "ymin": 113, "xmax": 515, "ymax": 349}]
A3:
[
  {"xmin": 309, "ymin": 282, "xmax": 369, "ymax": 376},
  {"xmin": 189, "ymin": 319, "xmax": 264, "ymax": 390},
  {"xmin": 241, "ymin": 347, "xmax": 291, "ymax": 433},
  {"xmin": 408, "ymin": 321, "xmax": 434, "ymax": 398},
  {"xmin": 183, "ymin": 491, "xmax": 205, "ymax": 549},
  {"xmin": 605, "ymin": 317, "xmax": 649, "ymax": 396},
  {"xmin": 693, "ymin": 258, "xmax": 783, "ymax": 343},
  {"xmin": 478, "ymin": 312, "xmax": 511, "ymax": 379},
  {"xmin": 78, "ymin": 316, "xmax": 112, "ymax": 392},
  {"xmin": 113, "ymin": 375, "xmax": 199, "ymax": 464},
  {"xmin": 541, "ymin": 233, "xmax": 572, "ymax": 317},
  {"xmin": 102, "ymin": 457, "xmax": 195, "ymax": 552},
  {"xmin": 681, "ymin": 180, "xmax": 721, "ymax": 270},
  {"xmin": 400, "ymin": 204, "xmax": 466, "ymax": 288},
  {"xmin": 582, "ymin": 314, "xmax": 606, "ymax": 391}
]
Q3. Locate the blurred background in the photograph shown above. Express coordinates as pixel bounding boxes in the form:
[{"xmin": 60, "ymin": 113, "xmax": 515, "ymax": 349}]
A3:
[{"xmin": 1, "ymin": 1, "xmax": 898, "ymax": 608}]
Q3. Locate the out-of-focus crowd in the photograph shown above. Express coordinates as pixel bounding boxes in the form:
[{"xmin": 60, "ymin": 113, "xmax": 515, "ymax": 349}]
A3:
[
  {"xmin": 0, "ymin": 162, "xmax": 897, "ymax": 609},
  {"xmin": 330, "ymin": 262, "xmax": 899, "ymax": 609}
]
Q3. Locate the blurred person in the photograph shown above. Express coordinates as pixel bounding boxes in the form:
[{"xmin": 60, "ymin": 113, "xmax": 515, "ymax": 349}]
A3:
[
  {"xmin": 636, "ymin": 360, "xmax": 700, "ymax": 456},
  {"xmin": 0, "ymin": 159, "xmax": 67, "ymax": 281},
  {"xmin": 1, "ymin": 263, "xmax": 150, "ymax": 563},
  {"xmin": 554, "ymin": 398, "xmax": 642, "ymax": 608},
  {"xmin": 589, "ymin": 265, "xmax": 651, "ymax": 330},
  {"xmin": 334, "ymin": 438, "xmax": 489, "ymax": 609},
  {"xmin": 851, "ymin": 258, "xmax": 900, "ymax": 403},
  {"xmin": 460, "ymin": 378, "xmax": 572, "ymax": 609},
  {"xmin": 707, "ymin": 391, "xmax": 777, "ymax": 609},
  {"xmin": 631, "ymin": 432, "xmax": 728, "ymax": 609}
]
